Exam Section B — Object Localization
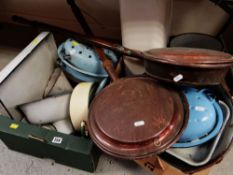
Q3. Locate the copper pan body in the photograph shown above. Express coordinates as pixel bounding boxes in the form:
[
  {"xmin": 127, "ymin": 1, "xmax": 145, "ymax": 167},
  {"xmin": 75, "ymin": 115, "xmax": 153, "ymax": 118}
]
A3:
[
  {"xmin": 145, "ymin": 48, "xmax": 233, "ymax": 86},
  {"xmin": 145, "ymin": 60, "xmax": 229, "ymax": 86}
]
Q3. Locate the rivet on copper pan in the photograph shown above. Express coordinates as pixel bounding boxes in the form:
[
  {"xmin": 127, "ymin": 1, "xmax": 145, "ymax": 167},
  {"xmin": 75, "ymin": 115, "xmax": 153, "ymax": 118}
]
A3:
[{"xmin": 154, "ymin": 139, "xmax": 162, "ymax": 147}]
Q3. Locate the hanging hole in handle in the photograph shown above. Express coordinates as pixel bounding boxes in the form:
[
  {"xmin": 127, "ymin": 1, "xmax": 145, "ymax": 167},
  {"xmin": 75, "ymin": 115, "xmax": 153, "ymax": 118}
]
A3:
[{"xmin": 28, "ymin": 134, "xmax": 46, "ymax": 143}]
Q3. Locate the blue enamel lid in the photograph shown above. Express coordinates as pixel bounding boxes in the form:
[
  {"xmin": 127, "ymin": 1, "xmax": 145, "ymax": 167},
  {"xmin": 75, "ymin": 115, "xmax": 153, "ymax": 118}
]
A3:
[{"xmin": 58, "ymin": 39, "xmax": 118, "ymax": 76}]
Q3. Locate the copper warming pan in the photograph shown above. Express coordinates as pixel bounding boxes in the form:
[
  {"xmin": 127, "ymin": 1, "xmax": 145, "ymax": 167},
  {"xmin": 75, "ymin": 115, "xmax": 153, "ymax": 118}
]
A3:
[
  {"xmin": 145, "ymin": 48, "xmax": 233, "ymax": 86},
  {"xmin": 80, "ymin": 29, "xmax": 189, "ymax": 159}
]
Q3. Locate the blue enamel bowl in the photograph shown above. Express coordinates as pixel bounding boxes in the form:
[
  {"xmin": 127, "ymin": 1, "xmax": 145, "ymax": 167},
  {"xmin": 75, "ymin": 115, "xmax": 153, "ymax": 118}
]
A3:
[
  {"xmin": 58, "ymin": 58, "xmax": 108, "ymax": 94},
  {"xmin": 172, "ymin": 88, "xmax": 224, "ymax": 148}
]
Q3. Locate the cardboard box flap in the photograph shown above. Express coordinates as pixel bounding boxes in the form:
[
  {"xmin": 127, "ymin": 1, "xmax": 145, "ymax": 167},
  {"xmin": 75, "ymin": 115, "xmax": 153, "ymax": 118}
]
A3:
[{"xmin": 0, "ymin": 32, "xmax": 57, "ymax": 120}]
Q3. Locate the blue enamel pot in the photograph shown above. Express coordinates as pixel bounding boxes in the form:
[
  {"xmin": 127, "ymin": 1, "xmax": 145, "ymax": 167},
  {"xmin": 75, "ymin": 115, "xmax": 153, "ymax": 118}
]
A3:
[{"xmin": 172, "ymin": 88, "xmax": 224, "ymax": 148}]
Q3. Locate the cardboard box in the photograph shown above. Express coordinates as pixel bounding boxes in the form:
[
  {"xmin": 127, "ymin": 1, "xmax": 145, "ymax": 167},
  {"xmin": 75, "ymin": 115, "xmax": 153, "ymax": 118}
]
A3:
[
  {"xmin": 0, "ymin": 32, "xmax": 100, "ymax": 172},
  {"xmin": 135, "ymin": 156, "xmax": 212, "ymax": 175}
]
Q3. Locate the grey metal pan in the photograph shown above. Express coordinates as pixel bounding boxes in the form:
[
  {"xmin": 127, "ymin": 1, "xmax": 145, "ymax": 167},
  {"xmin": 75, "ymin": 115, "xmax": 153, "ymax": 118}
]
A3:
[
  {"xmin": 210, "ymin": 97, "xmax": 233, "ymax": 160},
  {"xmin": 166, "ymin": 100, "xmax": 230, "ymax": 166}
]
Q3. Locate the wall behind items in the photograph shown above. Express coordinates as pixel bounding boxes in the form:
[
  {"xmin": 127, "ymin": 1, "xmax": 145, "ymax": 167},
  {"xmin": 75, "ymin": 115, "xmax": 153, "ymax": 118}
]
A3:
[{"xmin": 0, "ymin": 0, "xmax": 229, "ymax": 40}]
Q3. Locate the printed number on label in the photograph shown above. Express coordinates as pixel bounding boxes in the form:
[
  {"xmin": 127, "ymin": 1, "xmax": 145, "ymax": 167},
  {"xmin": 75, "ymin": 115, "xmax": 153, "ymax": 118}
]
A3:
[{"xmin": 52, "ymin": 137, "xmax": 63, "ymax": 144}]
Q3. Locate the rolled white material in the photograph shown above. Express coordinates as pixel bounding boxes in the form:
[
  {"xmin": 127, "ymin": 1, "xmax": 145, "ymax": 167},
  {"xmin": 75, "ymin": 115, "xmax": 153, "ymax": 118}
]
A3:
[
  {"xmin": 70, "ymin": 82, "xmax": 95, "ymax": 130},
  {"xmin": 53, "ymin": 119, "xmax": 74, "ymax": 135},
  {"xmin": 120, "ymin": 0, "xmax": 172, "ymax": 75},
  {"xmin": 19, "ymin": 93, "xmax": 71, "ymax": 124}
]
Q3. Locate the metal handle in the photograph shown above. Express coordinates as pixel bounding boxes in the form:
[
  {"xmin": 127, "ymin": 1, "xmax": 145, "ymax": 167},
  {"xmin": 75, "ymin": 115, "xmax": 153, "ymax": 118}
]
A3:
[
  {"xmin": 95, "ymin": 47, "xmax": 118, "ymax": 81},
  {"xmin": 28, "ymin": 134, "xmax": 46, "ymax": 143}
]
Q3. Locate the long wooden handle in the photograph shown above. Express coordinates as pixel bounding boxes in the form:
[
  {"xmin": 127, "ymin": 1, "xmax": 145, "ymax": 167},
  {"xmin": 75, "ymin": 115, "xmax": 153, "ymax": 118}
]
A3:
[
  {"xmin": 12, "ymin": 15, "xmax": 148, "ymax": 61},
  {"xmin": 95, "ymin": 47, "xmax": 118, "ymax": 81},
  {"xmin": 12, "ymin": 16, "xmax": 233, "ymax": 66}
]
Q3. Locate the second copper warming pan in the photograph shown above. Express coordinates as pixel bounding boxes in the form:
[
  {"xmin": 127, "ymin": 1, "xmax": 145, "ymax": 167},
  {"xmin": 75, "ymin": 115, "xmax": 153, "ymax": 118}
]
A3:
[{"xmin": 88, "ymin": 77, "xmax": 189, "ymax": 159}]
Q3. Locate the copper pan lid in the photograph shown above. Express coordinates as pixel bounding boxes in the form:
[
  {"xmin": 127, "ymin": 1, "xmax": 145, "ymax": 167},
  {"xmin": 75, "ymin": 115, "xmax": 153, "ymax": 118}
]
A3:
[
  {"xmin": 146, "ymin": 48, "xmax": 233, "ymax": 68},
  {"xmin": 88, "ymin": 77, "xmax": 189, "ymax": 159}
]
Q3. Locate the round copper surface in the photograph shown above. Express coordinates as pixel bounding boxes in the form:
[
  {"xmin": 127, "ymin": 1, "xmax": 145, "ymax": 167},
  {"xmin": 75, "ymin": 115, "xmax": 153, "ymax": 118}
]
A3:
[
  {"xmin": 146, "ymin": 47, "xmax": 233, "ymax": 67},
  {"xmin": 88, "ymin": 77, "xmax": 189, "ymax": 159}
]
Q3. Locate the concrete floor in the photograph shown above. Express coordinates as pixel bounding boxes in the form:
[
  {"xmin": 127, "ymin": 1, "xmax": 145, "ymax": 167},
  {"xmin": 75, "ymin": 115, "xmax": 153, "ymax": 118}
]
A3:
[{"xmin": 0, "ymin": 139, "xmax": 231, "ymax": 175}]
